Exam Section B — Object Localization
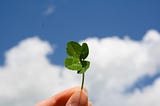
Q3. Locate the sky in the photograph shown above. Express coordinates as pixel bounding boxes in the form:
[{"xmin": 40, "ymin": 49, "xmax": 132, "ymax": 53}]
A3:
[{"xmin": 0, "ymin": 0, "xmax": 160, "ymax": 106}]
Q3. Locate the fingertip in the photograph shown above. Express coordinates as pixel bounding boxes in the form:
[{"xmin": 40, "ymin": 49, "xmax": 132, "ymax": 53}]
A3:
[
  {"xmin": 88, "ymin": 102, "xmax": 92, "ymax": 106},
  {"xmin": 82, "ymin": 88, "xmax": 88, "ymax": 94},
  {"xmin": 66, "ymin": 90, "xmax": 88, "ymax": 106}
]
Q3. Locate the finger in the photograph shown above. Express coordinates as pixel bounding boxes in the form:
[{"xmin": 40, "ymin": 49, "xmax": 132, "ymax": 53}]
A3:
[
  {"xmin": 66, "ymin": 90, "xmax": 88, "ymax": 106},
  {"xmin": 88, "ymin": 102, "xmax": 92, "ymax": 106},
  {"xmin": 35, "ymin": 87, "xmax": 82, "ymax": 106}
]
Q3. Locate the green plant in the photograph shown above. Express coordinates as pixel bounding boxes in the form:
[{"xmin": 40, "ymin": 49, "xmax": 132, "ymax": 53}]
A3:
[{"xmin": 64, "ymin": 41, "xmax": 90, "ymax": 89}]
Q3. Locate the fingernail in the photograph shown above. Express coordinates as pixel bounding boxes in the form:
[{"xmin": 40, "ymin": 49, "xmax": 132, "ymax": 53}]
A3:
[{"xmin": 69, "ymin": 102, "xmax": 78, "ymax": 106}]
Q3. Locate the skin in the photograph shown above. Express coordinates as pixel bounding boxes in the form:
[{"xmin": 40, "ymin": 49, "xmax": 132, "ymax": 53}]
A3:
[{"xmin": 35, "ymin": 87, "xmax": 92, "ymax": 106}]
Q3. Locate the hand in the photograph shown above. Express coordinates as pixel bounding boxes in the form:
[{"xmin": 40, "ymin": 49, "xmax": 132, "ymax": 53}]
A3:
[{"xmin": 36, "ymin": 87, "xmax": 92, "ymax": 106}]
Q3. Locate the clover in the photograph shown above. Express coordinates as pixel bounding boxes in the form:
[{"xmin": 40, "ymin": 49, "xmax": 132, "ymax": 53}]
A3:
[{"xmin": 64, "ymin": 41, "xmax": 90, "ymax": 89}]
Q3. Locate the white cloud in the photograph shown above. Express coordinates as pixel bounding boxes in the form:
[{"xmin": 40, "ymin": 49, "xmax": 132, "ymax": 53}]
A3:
[
  {"xmin": 0, "ymin": 30, "xmax": 160, "ymax": 106},
  {"xmin": 0, "ymin": 37, "xmax": 80, "ymax": 106},
  {"xmin": 85, "ymin": 29, "xmax": 160, "ymax": 106},
  {"xmin": 43, "ymin": 5, "xmax": 55, "ymax": 16}
]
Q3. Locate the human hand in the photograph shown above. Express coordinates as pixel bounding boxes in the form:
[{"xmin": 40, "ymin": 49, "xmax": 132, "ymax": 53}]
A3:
[{"xmin": 35, "ymin": 87, "xmax": 92, "ymax": 106}]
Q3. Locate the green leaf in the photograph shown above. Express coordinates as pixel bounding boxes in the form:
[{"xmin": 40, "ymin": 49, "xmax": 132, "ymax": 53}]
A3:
[
  {"xmin": 65, "ymin": 57, "xmax": 82, "ymax": 70},
  {"xmin": 80, "ymin": 43, "xmax": 89, "ymax": 60},
  {"xmin": 66, "ymin": 41, "xmax": 82, "ymax": 58},
  {"xmin": 78, "ymin": 61, "xmax": 90, "ymax": 74}
]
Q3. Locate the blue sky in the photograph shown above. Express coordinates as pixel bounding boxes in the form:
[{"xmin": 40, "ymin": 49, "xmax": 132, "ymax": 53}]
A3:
[
  {"xmin": 1, "ymin": 0, "xmax": 160, "ymax": 65},
  {"xmin": 0, "ymin": 1, "xmax": 160, "ymax": 105}
]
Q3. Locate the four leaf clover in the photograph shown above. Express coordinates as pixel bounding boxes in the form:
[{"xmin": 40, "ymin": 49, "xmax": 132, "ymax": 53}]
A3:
[
  {"xmin": 64, "ymin": 41, "xmax": 90, "ymax": 89},
  {"xmin": 65, "ymin": 41, "xmax": 90, "ymax": 74}
]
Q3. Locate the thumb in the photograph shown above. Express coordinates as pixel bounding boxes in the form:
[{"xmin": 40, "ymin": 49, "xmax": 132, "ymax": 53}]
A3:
[{"xmin": 66, "ymin": 90, "xmax": 88, "ymax": 106}]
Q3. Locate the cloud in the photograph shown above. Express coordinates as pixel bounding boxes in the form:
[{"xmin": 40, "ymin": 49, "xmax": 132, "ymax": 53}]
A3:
[
  {"xmin": 0, "ymin": 30, "xmax": 160, "ymax": 106},
  {"xmin": 43, "ymin": 5, "xmax": 55, "ymax": 16},
  {"xmin": 0, "ymin": 37, "xmax": 80, "ymax": 106},
  {"xmin": 84, "ymin": 29, "xmax": 160, "ymax": 106}
]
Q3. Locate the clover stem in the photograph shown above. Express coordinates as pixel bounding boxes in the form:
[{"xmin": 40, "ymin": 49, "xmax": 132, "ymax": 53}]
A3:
[{"xmin": 81, "ymin": 73, "xmax": 85, "ymax": 90}]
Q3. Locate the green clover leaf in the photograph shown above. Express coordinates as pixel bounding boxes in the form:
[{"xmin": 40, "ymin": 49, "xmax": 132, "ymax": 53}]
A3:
[
  {"xmin": 66, "ymin": 41, "xmax": 81, "ymax": 58},
  {"xmin": 64, "ymin": 41, "xmax": 90, "ymax": 89},
  {"xmin": 80, "ymin": 43, "xmax": 89, "ymax": 60},
  {"xmin": 65, "ymin": 57, "xmax": 82, "ymax": 70},
  {"xmin": 78, "ymin": 61, "xmax": 90, "ymax": 74}
]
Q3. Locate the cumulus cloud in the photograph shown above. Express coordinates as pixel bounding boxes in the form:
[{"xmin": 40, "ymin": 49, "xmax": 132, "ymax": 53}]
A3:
[
  {"xmin": 0, "ymin": 37, "xmax": 80, "ymax": 106},
  {"xmin": 0, "ymin": 30, "xmax": 160, "ymax": 106}
]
